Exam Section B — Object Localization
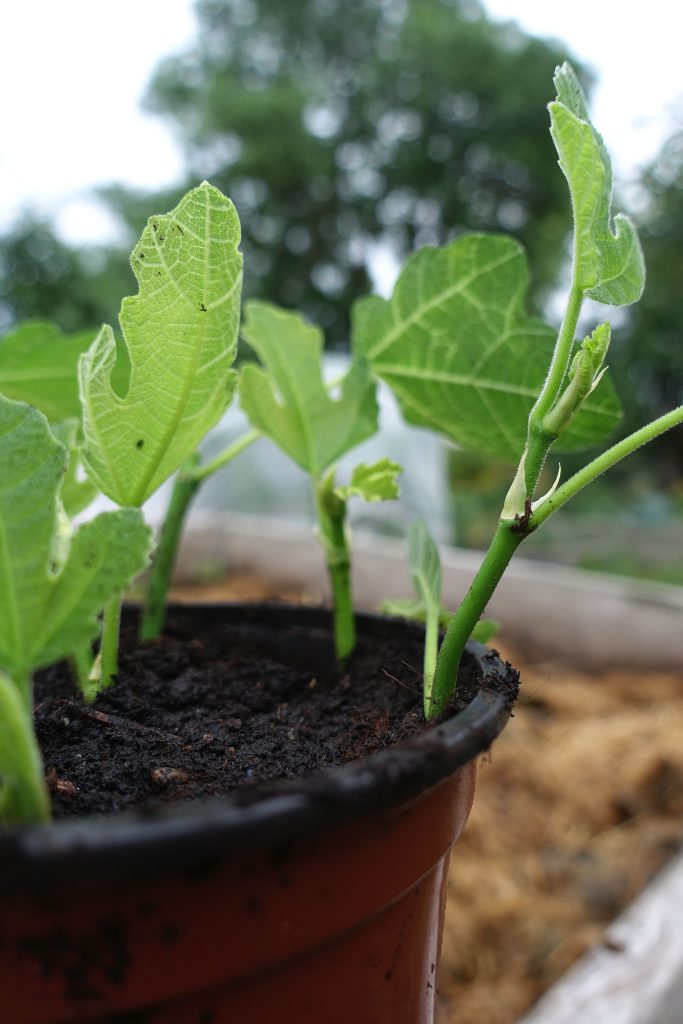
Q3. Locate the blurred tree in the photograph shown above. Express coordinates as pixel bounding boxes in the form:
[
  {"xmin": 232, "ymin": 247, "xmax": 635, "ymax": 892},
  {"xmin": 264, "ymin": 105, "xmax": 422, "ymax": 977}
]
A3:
[
  {"xmin": 611, "ymin": 127, "xmax": 683, "ymax": 481},
  {"xmin": 109, "ymin": 0, "xmax": 580, "ymax": 345},
  {"xmin": 0, "ymin": 213, "xmax": 132, "ymax": 335},
  {"xmin": 1, "ymin": 2, "xmax": 581, "ymax": 345}
]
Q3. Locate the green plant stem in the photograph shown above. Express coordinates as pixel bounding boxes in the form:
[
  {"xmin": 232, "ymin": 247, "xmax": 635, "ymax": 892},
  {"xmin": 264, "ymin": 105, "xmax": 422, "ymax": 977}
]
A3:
[
  {"xmin": 99, "ymin": 595, "xmax": 122, "ymax": 692},
  {"xmin": 0, "ymin": 672, "xmax": 50, "ymax": 825},
  {"xmin": 188, "ymin": 429, "xmax": 260, "ymax": 483},
  {"xmin": 531, "ymin": 406, "xmax": 683, "ymax": 528},
  {"xmin": 524, "ymin": 284, "xmax": 584, "ymax": 492},
  {"xmin": 140, "ymin": 431, "xmax": 260, "ymax": 640},
  {"xmin": 422, "ymin": 608, "xmax": 439, "ymax": 717},
  {"xmin": 430, "ymin": 521, "xmax": 524, "ymax": 719},
  {"xmin": 140, "ymin": 459, "xmax": 201, "ymax": 640},
  {"xmin": 314, "ymin": 483, "xmax": 355, "ymax": 661}
]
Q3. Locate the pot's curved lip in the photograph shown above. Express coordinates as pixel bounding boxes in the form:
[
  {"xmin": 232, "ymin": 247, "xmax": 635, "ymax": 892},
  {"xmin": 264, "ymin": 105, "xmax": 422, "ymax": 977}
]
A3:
[{"xmin": 0, "ymin": 605, "xmax": 518, "ymax": 889}]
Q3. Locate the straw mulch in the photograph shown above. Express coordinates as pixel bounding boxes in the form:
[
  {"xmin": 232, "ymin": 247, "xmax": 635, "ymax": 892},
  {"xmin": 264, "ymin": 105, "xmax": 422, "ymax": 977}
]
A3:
[{"xmin": 438, "ymin": 647, "xmax": 683, "ymax": 1023}]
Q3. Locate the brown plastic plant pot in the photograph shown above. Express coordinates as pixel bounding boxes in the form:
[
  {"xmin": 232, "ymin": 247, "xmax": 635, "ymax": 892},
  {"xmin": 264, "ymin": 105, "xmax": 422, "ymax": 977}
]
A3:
[{"xmin": 0, "ymin": 604, "xmax": 517, "ymax": 1024}]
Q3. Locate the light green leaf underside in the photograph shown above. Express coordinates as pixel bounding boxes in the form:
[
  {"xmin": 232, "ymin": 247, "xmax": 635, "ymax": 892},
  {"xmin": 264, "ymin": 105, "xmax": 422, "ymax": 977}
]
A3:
[
  {"xmin": 335, "ymin": 459, "xmax": 402, "ymax": 502},
  {"xmin": 353, "ymin": 234, "xmax": 620, "ymax": 461},
  {"xmin": 240, "ymin": 301, "xmax": 378, "ymax": 476},
  {"xmin": 550, "ymin": 63, "xmax": 644, "ymax": 306},
  {"xmin": 0, "ymin": 396, "xmax": 152, "ymax": 684},
  {"xmin": 407, "ymin": 520, "xmax": 441, "ymax": 614},
  {"xmin": 0, "ymin": 671, "xmax": 50, "ymax": 824},
  {"xmin": 0, "ymin": 321, "xmax": 96, "ymax": 421},
  {"xmin": 80, "ymin": 183, "xmax": 242, "ymax": 506}
]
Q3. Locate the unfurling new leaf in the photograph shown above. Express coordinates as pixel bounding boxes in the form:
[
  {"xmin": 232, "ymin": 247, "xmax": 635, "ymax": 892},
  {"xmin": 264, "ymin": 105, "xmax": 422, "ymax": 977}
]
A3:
[
  {"xmin": 79, "ymin": 183, "xmax": 243, "ymax": 507},
  {"xmin": 543, "ymin": 323, "xmax": 611, "ymax": 436},
  {"xmin": 334, "ymin": 459, "xmax": 402, "ymax": 503},
  {"xmin": 550, "ymin": 63, "xmax": 645, "ymax": 305}
]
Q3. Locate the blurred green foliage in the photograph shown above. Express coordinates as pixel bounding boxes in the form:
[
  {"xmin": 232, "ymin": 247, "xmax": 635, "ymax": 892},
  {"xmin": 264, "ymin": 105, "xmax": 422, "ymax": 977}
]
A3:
[
  {"xmin": 0, "ymin": 215, "xmax": 132, "ymax": 336},
  {"xmin": 611, "ymin": 127, "xmax": 683, "ymax": 479}
]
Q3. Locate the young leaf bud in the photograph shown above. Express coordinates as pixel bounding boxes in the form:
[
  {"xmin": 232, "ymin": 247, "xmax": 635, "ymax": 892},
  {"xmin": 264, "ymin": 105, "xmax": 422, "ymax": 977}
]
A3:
[{"xmin": 543, "ymin": 322, "xmax": 611, "ymax": 436}]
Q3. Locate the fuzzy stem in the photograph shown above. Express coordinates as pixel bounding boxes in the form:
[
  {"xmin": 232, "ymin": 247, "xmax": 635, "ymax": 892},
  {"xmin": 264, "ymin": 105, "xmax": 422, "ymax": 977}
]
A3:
[
  {"xmin": 430, "ymin": 522, "xmax": 525, "ymax": 719},
  {"xmin": 531, "ymin": 406, "xmax": 683, "ymax": 528}
]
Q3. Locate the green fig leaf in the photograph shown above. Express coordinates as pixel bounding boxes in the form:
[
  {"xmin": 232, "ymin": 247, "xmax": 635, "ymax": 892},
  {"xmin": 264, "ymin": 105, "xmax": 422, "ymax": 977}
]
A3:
[
  {"xmin": 0, "ymin": 396, "xmax": 152, "ymax": 690},
  {"xmin": 550, "ymin": 63, "xmax": 645, "ymax": 305},
  {"xmin": 353, "ymin": 234, "xmax": 621, "ymax": 461},
  {"xmin": 80, "ymin": 183, "xmax": 242, "ymax": 506},
  {"xmin": 0, "ymin": 321, "xmax": 95, "ymax": 421},
  {"xmin": 407, "ymin": 520, "xmax": 441, "ymax": 618},
  {"xmin": 240, "ymin": 301, "xmax": 378, "ymax": 475}
]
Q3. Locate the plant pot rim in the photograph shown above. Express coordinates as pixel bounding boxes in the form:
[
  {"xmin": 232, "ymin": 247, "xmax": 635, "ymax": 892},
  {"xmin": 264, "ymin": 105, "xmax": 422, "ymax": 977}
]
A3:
[{"xmin": 0, "ymin": 603, "xmax": 517, "ymax": 890}]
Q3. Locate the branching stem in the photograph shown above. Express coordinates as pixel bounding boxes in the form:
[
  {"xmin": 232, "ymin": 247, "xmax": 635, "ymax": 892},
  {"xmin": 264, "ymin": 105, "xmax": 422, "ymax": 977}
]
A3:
[
  {"xmin": 524, "ymin": 283, "xmax": 584, "ymax": 492},
  {"xmin": 532, "ymin": 406, "xmax": 683, "ymax": 528}
]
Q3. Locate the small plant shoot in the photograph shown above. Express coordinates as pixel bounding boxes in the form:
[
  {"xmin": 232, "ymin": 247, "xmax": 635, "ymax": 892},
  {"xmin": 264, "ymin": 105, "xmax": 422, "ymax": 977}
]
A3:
[
  {"xmin": 382, "ymin": 521, "xmax": 498, "ymax": 715},
  {"xmin": 240, "ymin": 301, "xmax": 402, "ymax": 658},
  {"xmin": 79, "ymin": 182, "xmax": 244, "ymax": 679},
  {"xmin": 0, "ymin": 62, "xmax": 681, "ymax": 824}
]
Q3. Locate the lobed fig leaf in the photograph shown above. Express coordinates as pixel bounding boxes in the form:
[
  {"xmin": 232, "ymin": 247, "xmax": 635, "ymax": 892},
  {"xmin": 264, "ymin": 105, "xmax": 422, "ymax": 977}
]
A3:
[
  {"xmin": 80, "ymin": 183, "xmax": 242, "ymax": 507},
  {"xmin": 353, "ymin": 234, "xmax": 621, "ymax": 461},
  {"xmin": 550, "ymin": 63, "xmax": 645, "ymax": 305},
  {"xmin": 240, "ymin": 301, "xmax": 378, "ymax": 475}
]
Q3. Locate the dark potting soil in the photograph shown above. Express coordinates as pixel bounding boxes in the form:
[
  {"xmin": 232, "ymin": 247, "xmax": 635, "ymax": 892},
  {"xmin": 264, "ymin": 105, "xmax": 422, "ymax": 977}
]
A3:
[{"xmin": 34, "ymin": 605, "xmax": 518, "ymax": 820}]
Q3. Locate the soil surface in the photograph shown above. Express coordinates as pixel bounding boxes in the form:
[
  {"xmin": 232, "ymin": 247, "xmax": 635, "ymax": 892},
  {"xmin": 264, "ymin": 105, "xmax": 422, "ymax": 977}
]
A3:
[{"xmin": 35, "ymin": 605, "xmax": 514, "ymax": 820}]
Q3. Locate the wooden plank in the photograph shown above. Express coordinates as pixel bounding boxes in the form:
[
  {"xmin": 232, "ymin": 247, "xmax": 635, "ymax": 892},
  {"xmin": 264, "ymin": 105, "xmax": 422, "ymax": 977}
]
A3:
[
  {"xmin": 172, "ymin": 511, "xmax": 683, "ymax": 669},
  {"xmin": 517, "ymin": 849, "xmax": 683, "ymax": 1024}
]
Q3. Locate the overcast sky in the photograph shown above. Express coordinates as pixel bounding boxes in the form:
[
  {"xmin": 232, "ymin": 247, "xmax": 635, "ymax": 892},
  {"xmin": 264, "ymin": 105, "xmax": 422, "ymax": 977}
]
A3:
[{"xmin": 1, "ymin": 0, "xmax": 682, "ymax": 244}]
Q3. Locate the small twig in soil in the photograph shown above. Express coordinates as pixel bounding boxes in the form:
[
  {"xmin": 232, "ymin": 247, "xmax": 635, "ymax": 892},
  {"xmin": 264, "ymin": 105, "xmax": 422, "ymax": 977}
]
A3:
[{"xmin": 72, "ymin": 706, "xmax": 183, "ymax": 745}]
